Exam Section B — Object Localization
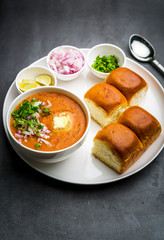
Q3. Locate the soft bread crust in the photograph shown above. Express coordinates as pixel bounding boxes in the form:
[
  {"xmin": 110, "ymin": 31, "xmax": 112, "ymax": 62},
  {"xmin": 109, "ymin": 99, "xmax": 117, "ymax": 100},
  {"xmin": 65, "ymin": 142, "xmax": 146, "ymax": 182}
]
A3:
[
  {"xmin": 92, "ymin": 123, "xmax": 144, "ymax": 173},
  {"xmin": 105, "ymin": 67, "xmax": 148, "ymax": 106},
  {"xmin": 117, "ymin": 106, "xmax": 162, "ymax": 149},
  {"xmin": 84, "ymin": 83, "xmax": 128, "ymax": 127}
]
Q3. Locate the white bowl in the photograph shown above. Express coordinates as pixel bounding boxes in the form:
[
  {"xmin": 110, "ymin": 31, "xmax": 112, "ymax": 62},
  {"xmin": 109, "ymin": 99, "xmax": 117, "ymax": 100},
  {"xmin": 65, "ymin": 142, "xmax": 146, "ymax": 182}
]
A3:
[
  {"xmin": 87, "ymin": 43, "xmax": 126, "ymax": 79},
  {"xmin": 7, "ymin": 86, "xmax": 90, "ymax": 163},
  {"xmin": 47, "ymin": 45, "xmax": 86, "ymax": 81},
  {"xmin": 15, "ymin": 66, "xmax": 57, "ymax": 94}
]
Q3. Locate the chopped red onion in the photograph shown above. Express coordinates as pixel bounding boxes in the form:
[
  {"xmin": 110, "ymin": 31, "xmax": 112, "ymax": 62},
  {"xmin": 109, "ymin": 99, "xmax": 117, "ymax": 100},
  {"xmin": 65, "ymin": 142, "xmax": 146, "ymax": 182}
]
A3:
[
  {"xmin": 15, "ymin": 133, "xmax": 23, "ymax": 138},
  {"xmin": 38, "ymin": 138, "xmax": 52, "ymax": 146},
  {"xmin": 34, "ymin": 101, "xmax": 42, "ymax": 107},
  {"xmin": 47, "ymin": 100, "xmax": 52, "ymax": 108},
  {"xmin": 48, "ymin": 47, "xmax": 85, "ymax": 75}
]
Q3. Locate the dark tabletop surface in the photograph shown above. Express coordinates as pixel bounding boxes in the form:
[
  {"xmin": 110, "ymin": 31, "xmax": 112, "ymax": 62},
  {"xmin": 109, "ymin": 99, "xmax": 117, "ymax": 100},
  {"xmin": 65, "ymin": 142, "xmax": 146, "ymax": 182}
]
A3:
[{"xmin": 0, "ymin": 0, "xmax": 164, "ymax": 239}]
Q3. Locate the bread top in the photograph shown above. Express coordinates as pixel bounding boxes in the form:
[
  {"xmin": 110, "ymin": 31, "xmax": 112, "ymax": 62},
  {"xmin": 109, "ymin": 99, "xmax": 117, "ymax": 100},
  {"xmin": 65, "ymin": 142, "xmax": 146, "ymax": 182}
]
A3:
[
  {"xmin": 117, "ymin": 106, "xmax": 162, "ymax": 147},
  {"xmin": 84, "ymin": 83, "xmax": 127, "ymax": 115},
  {"xmin": 105, "ymin": 67, "xmax": 148, "ymax": 102},
  {"xmin": 94, "ymin": 123, "xmax": 143, "ymax": 162}
]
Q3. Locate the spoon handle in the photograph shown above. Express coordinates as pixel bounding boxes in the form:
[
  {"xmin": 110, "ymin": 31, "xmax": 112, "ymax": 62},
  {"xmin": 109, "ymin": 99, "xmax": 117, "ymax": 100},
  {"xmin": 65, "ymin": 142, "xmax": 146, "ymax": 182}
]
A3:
[{"xmin": 151, "ymin": 59, "xmax": 164, "ymax": 76}]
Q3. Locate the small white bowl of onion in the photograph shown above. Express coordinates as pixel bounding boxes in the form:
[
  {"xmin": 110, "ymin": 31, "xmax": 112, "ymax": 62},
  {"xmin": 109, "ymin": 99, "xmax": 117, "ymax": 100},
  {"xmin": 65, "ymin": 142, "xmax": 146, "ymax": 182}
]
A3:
[{"xmin": 47, "ymin": 45, "xmax": 86, "ymax": 81}]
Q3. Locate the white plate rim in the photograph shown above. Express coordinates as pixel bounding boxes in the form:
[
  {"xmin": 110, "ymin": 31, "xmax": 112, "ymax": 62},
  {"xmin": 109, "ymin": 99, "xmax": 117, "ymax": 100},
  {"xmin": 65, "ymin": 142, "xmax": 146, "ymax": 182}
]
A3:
[{"xmin": 3, "ymin": 48, "xmax": 164, "ymax": 185}]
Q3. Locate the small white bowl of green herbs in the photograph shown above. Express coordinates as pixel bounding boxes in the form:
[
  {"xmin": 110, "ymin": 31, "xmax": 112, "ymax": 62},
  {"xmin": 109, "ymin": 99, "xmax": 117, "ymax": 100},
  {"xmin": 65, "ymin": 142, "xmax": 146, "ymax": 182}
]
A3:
[{"xmin": 87, "ymin": 43, "xmax": 126, "ymax": 79}]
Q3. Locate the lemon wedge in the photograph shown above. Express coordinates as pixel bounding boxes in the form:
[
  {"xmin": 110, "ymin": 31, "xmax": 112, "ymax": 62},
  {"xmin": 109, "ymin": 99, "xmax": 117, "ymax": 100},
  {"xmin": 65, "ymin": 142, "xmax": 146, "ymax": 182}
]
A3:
[
  {"xmin": 18, "ymin": 74, "xmax": 52, "ymax": 92},
  {"xmin": 19, "ymin": 82, "xmax": 36, "ymax": 92},
  {"xmin": 35, "ymin": 75, "xmax": 52, "ymax": 86},
  {"xmin": 35, "ymin": 82, "xmax": 42, "ymax": 87},
  {"xmin": 23, "ymin": 83, "xmax": 36, "ymax": 91},
  {"xmin": 22, "ymin": 79, "xmax": 35, "ymax": 83}
]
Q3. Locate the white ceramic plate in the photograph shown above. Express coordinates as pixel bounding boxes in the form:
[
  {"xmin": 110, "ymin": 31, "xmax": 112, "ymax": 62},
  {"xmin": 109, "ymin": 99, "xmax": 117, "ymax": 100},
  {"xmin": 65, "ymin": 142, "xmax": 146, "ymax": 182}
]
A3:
[{"xmin": 3, "ymin": 49, "xmax": 164, "ymax": 185}]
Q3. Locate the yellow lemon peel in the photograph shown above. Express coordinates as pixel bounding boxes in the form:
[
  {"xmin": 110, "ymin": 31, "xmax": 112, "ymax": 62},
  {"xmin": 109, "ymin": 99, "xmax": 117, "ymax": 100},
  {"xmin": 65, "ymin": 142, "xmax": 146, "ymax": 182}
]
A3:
[
  {"xmin": 18, "ymin": 74, "xmax": 52, "ymax": 92},
  {"xmin": 35, "ymin": 75, "xmax": 52, "ymax": 86},
  {"xmin": 19, "ymin": 82, "xmax": 36, "ymax": 92},
  {"xmin": 22, "ymin": 79, "xmax": 35, "ymax": 83}
]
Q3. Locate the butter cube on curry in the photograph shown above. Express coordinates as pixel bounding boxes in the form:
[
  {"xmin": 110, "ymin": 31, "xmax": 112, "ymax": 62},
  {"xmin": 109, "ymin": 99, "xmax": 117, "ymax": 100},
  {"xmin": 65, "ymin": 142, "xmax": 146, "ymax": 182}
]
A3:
[{"xmin": 53, "ymin": 113, "xmax": 71, "ymax": 131}]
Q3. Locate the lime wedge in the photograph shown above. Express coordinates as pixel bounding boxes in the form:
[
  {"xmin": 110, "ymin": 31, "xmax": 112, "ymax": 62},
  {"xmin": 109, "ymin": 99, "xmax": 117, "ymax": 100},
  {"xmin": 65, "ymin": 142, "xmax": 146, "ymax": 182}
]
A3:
[
  {"xmin": 22, "ymin": 79, "xmax": 35, "ymax": 83},
  {"xmin": 19, "ymin": 82, "xmax": 36, "ymax": 92},
  {"xmin": 23, "ymin": 83, "xmax": 36, "ymax": 91},
  {"xmin": 35, "ymin": 82, "xmax": 42, "ymax": 87},
  {"xmin": 35, "ymin": 75, "xmax": 52, "ymax": 86}
]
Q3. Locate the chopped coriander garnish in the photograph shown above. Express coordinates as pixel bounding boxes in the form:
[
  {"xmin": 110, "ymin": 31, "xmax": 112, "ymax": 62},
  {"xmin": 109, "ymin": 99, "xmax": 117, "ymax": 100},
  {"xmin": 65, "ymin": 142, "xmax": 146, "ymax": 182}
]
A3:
[
  {"xmin": 11, "ymin": 99, "xmax": 45, "ymax": 131},
  {"xmin": 41, "ymin": 107, "xmax": 51, "ymax": 117},
  {"xmin": 11, "ymin": 98, "xmax": 51, "ymax": 149},
  {"xmin": 12, "ymin": 100, "xmax": 38, "ymax": 119},
  {"xmin": 91, "ymin": 55, "xmax": 120, "ymax": 73},
  {"xmin": 31, "ymin": 98, "xmax": 38, "ymax": 105},
  {"xmin": 35, "ymin": 143, "xmax": 41, "ymax": 149}
]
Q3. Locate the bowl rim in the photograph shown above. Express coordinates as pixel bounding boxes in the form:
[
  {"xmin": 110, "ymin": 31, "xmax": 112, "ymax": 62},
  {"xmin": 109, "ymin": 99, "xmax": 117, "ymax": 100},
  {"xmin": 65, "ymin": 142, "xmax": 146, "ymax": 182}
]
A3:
[
  {"xmin": 7, "ymin": 86, "xmax": 91, "ymax": 155},
  {"xmin": 46, "ymin": 45, "xmax": 86, "ymax": 77},
  {"xmin": 87, "ymin": 43, "xmax": 126, "ymax": 76},
  {"xmin": 15, "ymin": 65, "xmax": 57, "ymax": 94}
]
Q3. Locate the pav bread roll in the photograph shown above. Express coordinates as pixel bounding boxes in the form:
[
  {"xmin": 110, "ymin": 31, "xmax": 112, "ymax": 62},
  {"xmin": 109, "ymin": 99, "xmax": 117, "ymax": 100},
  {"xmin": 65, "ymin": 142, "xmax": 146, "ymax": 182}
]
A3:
[
  {"xmin": 92, "ymin": 123, "xmax": 144, "ymax": 173},
  {"xmin": 117, "ymin": 106, "xmax": 162, "ymax": 149},
  {"xmin": 84, "ymin": 83, "xmax": 128, "ymax": 127},
  {"xmin": 105, "ymin": 67, "xmax": 148, "ymax": 106}
]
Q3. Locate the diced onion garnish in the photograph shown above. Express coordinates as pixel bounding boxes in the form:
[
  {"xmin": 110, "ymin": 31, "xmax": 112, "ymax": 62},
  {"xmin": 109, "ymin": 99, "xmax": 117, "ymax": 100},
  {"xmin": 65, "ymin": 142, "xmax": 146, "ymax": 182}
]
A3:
[
  {"xmin": 12, "ymin": 98, "xmax": 52, "ymax": 149},
  {"xmin": 48, "ymin": 47, "xmax": 85, "ymax": 75},
  {"xmin": 38, "ymin": 138, "xmax": 52, "ymax": 147}
]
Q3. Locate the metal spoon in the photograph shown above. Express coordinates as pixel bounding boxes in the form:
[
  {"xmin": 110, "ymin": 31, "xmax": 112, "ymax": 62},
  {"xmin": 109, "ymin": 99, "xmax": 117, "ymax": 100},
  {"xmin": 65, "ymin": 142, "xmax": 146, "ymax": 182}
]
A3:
[{"xmin": 129, "ymin": 34, "xmax": 164, "ymax": 75}]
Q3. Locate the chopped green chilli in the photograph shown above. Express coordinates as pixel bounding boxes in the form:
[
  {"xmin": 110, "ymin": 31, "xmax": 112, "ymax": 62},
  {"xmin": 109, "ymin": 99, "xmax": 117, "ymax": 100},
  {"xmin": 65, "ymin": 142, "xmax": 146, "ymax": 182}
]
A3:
[
  {"xmin": 91, "ymin": 55, "xmax": 120, "ymax": 73},
  {"xmin": 35, "ymin": 143, "xmax": 41, "ymax": 149}
]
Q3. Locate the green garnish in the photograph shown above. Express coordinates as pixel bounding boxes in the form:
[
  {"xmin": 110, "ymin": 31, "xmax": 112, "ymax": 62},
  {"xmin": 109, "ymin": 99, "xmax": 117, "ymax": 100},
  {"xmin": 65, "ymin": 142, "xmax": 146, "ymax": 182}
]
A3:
[
  {"xmin": 11, "ymin": 99, "xmax": 47, "ymax": 131},
  {"xmin": 91, "ymin": 55, "xmax": 120, "ymax": 73},
  {"xmin": 41, "ymin": 107, "xmax": 51, "ymax": 117},
  {"xmin": 31, "ymin": 98, "xmax": 38, "ymax": 105},
  {"xmin": 13, "ymin": 118, "xmax": 43, "ymax": 130},
  {"xmin": 12, "ymin": 100, "xmax": 38, "ymax": 119},
  {"xmin": 11, "ymin": 98, "xmax": 52, "ymax": 148},
  {"xmin": 35, "ymin": 143, "xmax": 41, "ymax": 149}
]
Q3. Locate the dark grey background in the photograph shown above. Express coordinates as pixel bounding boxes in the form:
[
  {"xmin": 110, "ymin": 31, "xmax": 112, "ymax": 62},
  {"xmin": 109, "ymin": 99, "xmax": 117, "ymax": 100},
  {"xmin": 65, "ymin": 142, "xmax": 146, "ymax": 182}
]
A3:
[{"xmin": 0, "ymin": 0, "xmax": 164, "ymax": 239}]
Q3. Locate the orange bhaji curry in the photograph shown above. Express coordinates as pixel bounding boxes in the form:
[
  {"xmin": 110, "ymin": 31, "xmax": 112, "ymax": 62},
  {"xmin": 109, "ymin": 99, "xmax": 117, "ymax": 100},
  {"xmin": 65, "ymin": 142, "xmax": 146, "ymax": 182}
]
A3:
[{"xmin": 10, "ymin": 92, "xmax": 87, "ymax": 151}]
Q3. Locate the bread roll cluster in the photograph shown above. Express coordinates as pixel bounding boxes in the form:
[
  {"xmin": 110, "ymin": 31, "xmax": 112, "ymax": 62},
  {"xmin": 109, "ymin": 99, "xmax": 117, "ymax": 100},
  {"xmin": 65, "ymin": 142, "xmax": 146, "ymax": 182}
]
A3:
[
  {"xmin": 84, "ymin": 67, "xmax": 148, "ymax": 127},
  {"xmin": 84, "ymin": 67, "xmax": 161, "ymax": 174}
]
